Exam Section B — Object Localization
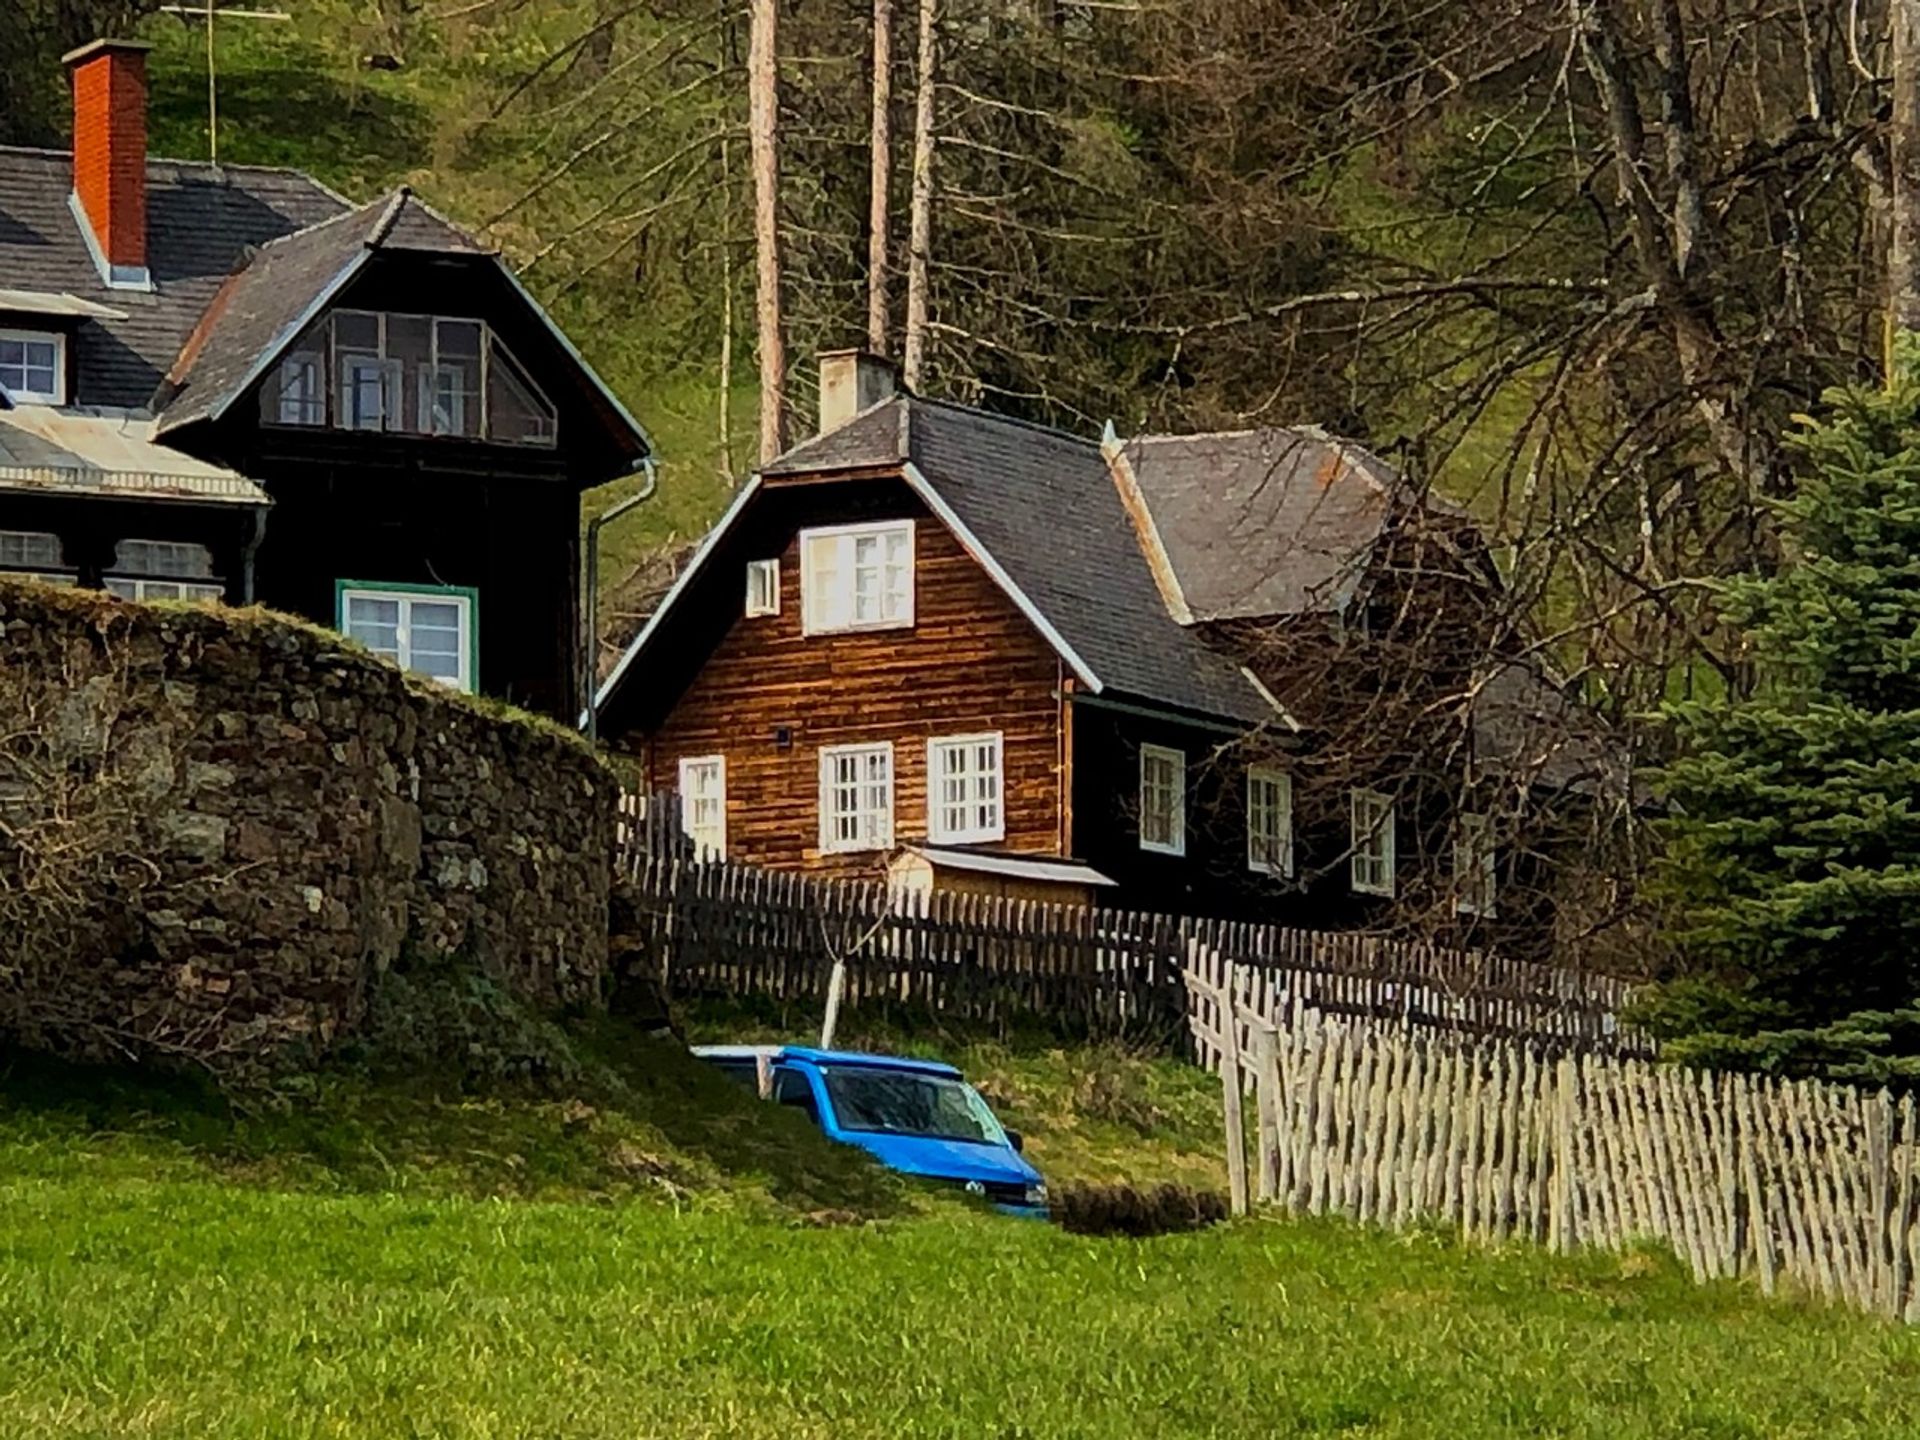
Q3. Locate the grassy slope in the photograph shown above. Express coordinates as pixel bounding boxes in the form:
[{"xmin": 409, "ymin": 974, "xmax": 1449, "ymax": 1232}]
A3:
[{"xmin": 5, "ymin": 1020, "xmax": 1920, "ymax": 1437}]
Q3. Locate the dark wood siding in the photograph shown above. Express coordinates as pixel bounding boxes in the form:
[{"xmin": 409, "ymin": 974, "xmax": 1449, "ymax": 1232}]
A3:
[{"xmin": 632, "ymin": 488, "xmax": 1066, "ymax": 878}]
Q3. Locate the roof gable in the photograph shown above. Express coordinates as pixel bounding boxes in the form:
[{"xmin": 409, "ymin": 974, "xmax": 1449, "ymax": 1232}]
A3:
[
  {"xmin": 597, "ymin": 396, "xmax": 1284, "ymax": 728},
  {"xmin": 148, "ymin": 187, "xmax": 652, "ymax": 469}
]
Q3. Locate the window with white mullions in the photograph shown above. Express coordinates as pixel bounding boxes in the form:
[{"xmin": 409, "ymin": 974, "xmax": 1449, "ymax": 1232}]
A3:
[
  {"xmin": 340, "ymin": 585, "xmax": 475, "ymax": 692},
  {"xmin": 678, "ymin": 755, "xmax": 727, "ymax": 860},
  {"xmin": 801, "ymin": 521, "xmax": 914, "ymax": 634},
  {"xmin": 1139, "ymin": 744, "xmax": 1186, "ymax": 856},
  {"xmin": 818, "ymin": 742, "xmax": 894, "ymax": 853},
  {"xmin": 745, "ymin": 558, "xmax": 781, "ymax": 617},
  {"xmin": 1454, "ymin": 813, "xmax": 1497, "ymax": 917},
  {"xmin": 0, "ymin": 329, "xmax": 63, "ymax": 404},
  {"xmin": 1350, "ymin": 788, "xmax": 1397, "ymax": 896},
  {"xmin": 0, "ymin": 529, "xmax": 68, "ymax": 582},
  {"xmin": 928, "ymin": 732, "xmax": 1004, "ymax": 844},
  {"xmin": 1247, "ymin": 765, "xmax": 1294, "ymax": 877}
]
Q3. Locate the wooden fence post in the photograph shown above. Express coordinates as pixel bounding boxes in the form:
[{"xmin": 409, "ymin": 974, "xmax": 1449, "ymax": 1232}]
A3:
[{"xmin": 1221, "ymin": 974, "xmax": 1250, "ymax": 1217}]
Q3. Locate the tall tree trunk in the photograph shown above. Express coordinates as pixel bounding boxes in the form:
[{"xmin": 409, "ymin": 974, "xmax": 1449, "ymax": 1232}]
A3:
[
  {"xmin": 1892, "ymin": 0, "xmax": 1920, "ymax": 361},
  {"xmin": 749, "ymin": 0, "xmax": 788, "ymax": 462},
  {"xmin": 867, "ymin": 0, "xmax": 894, "ymax": 355},
  {"xmin": 902, "ymin": 0, "xmax": 937, "ymax": 390},
  {"xmin": 719, "ymin": 135, "xmax": 736, "ymax": 482}
]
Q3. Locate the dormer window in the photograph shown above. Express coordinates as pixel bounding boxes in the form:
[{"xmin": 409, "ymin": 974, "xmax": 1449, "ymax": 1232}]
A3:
[
  {"xmin": 0, "ymin": 329, "xmax": 65, "ymax": 405},
  {"xmin": 260, "ymin": 310, "xmax": 554, "ymax": 446}
]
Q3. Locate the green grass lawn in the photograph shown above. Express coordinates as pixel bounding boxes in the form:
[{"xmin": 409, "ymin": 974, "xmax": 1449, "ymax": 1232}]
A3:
[{"xmin": 4, "ymin": 1021, "xmax": 1919, "ymax": 1438}]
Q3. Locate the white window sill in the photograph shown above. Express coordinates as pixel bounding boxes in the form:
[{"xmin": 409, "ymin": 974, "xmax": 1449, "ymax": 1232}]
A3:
[
  {"xmin": 802, "ymin": 616, "xmax": 915, "ymax": 638},
  {"xmin": 1248, "ymin": 860, "xmax": 1294, "ymax": 880},
  {"xmin": 1352, "ymin": 881, "xmax": 1395, "ymax": 898},
  {"xmin": 1140, "ymin": 839, "xmax": 1186, "ymax": 858}
]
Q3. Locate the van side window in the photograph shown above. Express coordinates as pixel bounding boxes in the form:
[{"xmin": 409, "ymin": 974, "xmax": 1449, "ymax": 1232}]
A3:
[{"xmin": 772, "ymin": 1067, "xmax": 820, "ymax": 1126}]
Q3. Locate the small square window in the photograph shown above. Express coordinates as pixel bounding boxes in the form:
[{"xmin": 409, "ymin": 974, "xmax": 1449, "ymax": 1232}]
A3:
[
  {"xmin": 339, "ymin": 584, "xmax": 476, "ymax": 692},
  {"xmin": 1350, "ymin": 788, "xmax": 1396, "ymax": 897},
  {"xmin": 1139, "ymin": 744, "xmax": 1186, "ymax": 856},
  {"xmin": 746, "ymin": 559, "xmax": 781, "ymax": 617},
  {"xmin": 928, "ymin": 732, "xmax": 1004, "ymax": 844},
  {"xmin": 0, "ymin": 329, "xmax": 65, "ymax": 405}
]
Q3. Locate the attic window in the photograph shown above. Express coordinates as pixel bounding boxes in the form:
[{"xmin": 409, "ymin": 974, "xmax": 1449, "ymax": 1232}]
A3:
[
  {"xmin": 801, "ymin": 521, "xmax": 914, "ymax": 635},
  {"xmin": 0, "ymin": 329, "xmax": 64, "ymax": 405},
  {"xmin": 260, "ymin": 310, "xmax": 552, "ymax": 446}
]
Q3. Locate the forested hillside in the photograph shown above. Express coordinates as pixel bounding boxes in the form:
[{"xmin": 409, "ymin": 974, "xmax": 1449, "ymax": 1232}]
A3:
[{"xmin": 1, "ymin": 1, "xmax": 1894, "ymax": 708}]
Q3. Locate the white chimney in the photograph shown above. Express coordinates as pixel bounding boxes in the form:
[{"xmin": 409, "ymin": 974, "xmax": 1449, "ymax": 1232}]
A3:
[{"xmin": 817, "ymin": 349, "xmax": 897, "ymax": 435}]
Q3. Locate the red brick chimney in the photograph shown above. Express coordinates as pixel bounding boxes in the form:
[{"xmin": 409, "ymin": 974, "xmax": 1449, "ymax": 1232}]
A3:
[{"xmin": 63, "ymin": 38, "xmax": 153, "ymax": 289}]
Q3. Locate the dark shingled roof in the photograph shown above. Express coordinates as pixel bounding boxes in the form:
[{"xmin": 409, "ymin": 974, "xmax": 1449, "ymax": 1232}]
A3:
[
  {"xmin": 1470, "ymin": 661, "xmax": 1637, "ymax": 799},
  {"xmin": 154, "ymin": 189, "xmax": 491, "ymax": 434},
  {"xmin": 0, "ymin": 146, "xmax": 346, "ymax": 411},
  {"xmin": 1113, "ymin": 427, "xmax": 1449, "ymax": 623}
]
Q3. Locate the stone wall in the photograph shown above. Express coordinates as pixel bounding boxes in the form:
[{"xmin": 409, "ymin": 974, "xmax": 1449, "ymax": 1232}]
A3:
[{"xmin": 0, "ymin": 581, "xmax": 614, "ymax": 1069}]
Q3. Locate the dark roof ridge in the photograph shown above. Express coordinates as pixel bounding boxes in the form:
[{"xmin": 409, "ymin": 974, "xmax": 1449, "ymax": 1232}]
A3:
[
  {"xmin": 0, "ymin": 142, "xmax": 350, "ymax": 190},
  {"xmin": 907, "ymin": 392, "xmax": 1102, "ymax": 451}
]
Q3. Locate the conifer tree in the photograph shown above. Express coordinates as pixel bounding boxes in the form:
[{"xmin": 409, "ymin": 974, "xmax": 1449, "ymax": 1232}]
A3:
[{"xmin": 1653, "ymin": 368, "xmax": 1920, "ymax": 1081}]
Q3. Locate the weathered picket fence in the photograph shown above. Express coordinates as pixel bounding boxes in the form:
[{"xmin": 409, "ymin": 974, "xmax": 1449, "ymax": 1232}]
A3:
[
  {"xmin": 1188, "ymin": 957, "xmax": 1920, "ymax": 1323},
  {"xmin": 618, "ymin": 851, "xmax": 1649, "ymax": 1051}
]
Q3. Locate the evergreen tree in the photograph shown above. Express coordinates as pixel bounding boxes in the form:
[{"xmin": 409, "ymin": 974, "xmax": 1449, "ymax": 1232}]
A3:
[{"xmin": 1652, "ymin": 371, "xmax": 1920, "ymax": 1081}]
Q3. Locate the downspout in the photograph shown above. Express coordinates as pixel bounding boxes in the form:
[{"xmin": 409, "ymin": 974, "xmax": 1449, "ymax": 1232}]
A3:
[
  {"xmin": 240, "ymin": 503, "xmax": 269, "ymax": 605},
  {"xmin": 584, "ymin": 455, "xmax": 658, "ymax": 742}
]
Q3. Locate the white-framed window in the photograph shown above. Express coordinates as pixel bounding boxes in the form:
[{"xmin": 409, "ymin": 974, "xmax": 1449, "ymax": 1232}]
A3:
[
  {"xmin": 1350, "ymin": 788, "xmax": 1397, "ymax": 897},
  {"xmin": 678, "ymin": 755, "xmax": 727, "ymax": 861},
  {"xmin": 417, "ymin": 362, "xmax": 475, "ymax": 436},
  {"xmin": 818, "ymin": 742, "xmax": 894, "ymax": 853},
  {"xmin": 105, "ymin": 539, "xmax": 223, "ymax": 603},
  {"xmin": 339, "ymin": 355, "xmax": 401, "ymax": 431},
  {"xmin": 745, "ymin": 558, "xmax": 781, "ymax": 618},
  {"xmin": 1247, "ymin": 765, "xmax": 1294, "ymax": 877},
  {"xmin": 0, "ymin": 329, "xmax": 64, "ymax": 404},
  {"xmin": 1139, "ymin": 743, "xmax": 1186, "ymax": 856},
  {"xmin": 801, "ymin": 520, "xmax": 914, "ymax": 634},
  {"xmin": 927, "ymin": 732, "xmax": 1004, "ymax": 844},
  {"xmin": 274, "ymin": 352, "xmax": 324, "ymax": 425},
  {"xmin": 1454, "ymin": 813, "xmax": 1497, "ymax": 917},
  {"xmin": 339, "ymin": 585, "xmax": 476, "ymax": 692}
]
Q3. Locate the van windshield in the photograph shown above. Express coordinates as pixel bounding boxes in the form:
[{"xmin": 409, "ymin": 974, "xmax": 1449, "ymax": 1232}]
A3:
[{"xmin": 818, "ymin": 1066, "xmax": 1008, "ymax": 1146}]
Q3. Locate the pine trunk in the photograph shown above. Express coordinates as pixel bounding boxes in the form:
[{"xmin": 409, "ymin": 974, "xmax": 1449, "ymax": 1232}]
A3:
[
  {"xmin": 749, "ymin": 0, "xmax": 787, "ymax": 461},
  {"xmin": 1893, "ymin": 0, "xmax": 1920, "ymax": 354},
  {"xmin": 867, "ymin": 0, "xmax": 894, "ymax": 356},
  {"xmin": 902, "ymin": 0, "xmax": 936, "ymax": 390}
]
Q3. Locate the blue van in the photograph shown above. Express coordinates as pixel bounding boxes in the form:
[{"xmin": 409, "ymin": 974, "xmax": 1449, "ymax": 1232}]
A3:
[{"xmin": 692, "ymin": 1045, "xmax": 1049, "ymax": 1219}]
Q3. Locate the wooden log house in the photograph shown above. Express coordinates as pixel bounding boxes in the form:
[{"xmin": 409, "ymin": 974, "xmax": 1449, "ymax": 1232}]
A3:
[{"xmin": 595, "ymin": 352, "xmax": 1630, "ymax": 934}]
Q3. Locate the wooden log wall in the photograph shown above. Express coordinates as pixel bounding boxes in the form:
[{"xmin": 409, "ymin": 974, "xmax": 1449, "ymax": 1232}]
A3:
[
  {"xmin": 1188, "ymin": 957, "xmax": 1920, "ymax": 1323},
  {"xmin": 618, "ymin": 851, "xmax": 1648, "ymax": 1051}
]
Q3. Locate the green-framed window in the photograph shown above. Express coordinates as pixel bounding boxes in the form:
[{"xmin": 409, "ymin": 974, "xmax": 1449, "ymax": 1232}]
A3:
[{"xmin": 336, "ymin": 580, "xmax": 480, "ymax": 692}]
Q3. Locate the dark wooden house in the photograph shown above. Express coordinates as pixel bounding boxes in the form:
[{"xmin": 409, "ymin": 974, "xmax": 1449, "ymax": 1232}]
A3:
[
  {"xmin": 595, "ymin": 353, "xmax": 1626, "ymax": 932},
  {"xmin": 0, "ymin": 39, "xmax": 651, "ymax": 721}
]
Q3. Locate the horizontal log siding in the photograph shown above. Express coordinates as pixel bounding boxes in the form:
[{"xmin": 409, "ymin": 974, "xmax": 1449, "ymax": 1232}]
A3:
[{"xmin": 643, "ymin": 516, "xmax": 1064, "ymax": 876}]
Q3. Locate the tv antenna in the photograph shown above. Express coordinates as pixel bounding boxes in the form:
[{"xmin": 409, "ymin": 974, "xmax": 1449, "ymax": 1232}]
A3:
[{"xmin": 158, "ymin": 3, "xmax": 293, "ymax": 165}]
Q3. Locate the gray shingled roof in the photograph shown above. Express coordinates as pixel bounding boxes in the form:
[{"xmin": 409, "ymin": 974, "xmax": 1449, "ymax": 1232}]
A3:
[
  {"xmin": 903, "ymin": 400, "xmax": 1274, "ymax": 723},
  {"xmin": 0, "ymin": 146, "xmax": 346, "ymax": 412},
  {"xmin": 153, "ymin": 189, "xmax": 490, "ymax": 435},
  {"xmin": 1113, "ymin": 428, "xmax": 1450, "ymax": 623}
]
